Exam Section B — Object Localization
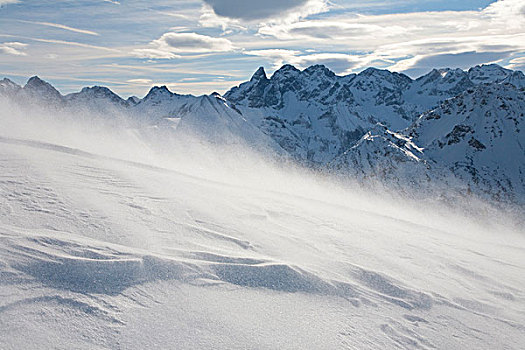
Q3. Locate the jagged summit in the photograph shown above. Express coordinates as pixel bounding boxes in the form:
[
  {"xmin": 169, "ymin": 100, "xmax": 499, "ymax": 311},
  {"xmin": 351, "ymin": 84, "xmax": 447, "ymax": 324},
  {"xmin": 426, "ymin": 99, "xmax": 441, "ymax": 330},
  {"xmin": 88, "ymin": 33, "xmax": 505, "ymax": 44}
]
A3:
[
  {"xmin": 250, "ymin": 67, "xmax": 268, "ymax": 81},
  {"xmin": 270, "ymin": 64, "xmax": 301, "ymax": 80},
  {"xmin": 467, "ymin": 63, "xmax": 512, "ymax": 84},
  {"xmin": 80, "ymin": 86, "xmax": 113, "ymax": 94},
  {"xmin": 303, "ymin": 64, "xmax": 336, "ymax": 78},
  {"xmin": 358, "ymin": 67, "xmax": 408, "ymax": 79},
  {"xmin": 127, "ymin": 96, "xmax": 140, "ymax": 105}
]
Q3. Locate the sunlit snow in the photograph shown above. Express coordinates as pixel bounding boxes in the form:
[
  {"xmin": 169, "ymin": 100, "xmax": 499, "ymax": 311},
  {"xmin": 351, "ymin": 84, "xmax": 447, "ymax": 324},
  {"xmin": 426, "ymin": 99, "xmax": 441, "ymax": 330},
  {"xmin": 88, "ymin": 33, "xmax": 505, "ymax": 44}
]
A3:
[{"xmin": 0, "ymin": 100, "xmax": 524, "ymax": 349}]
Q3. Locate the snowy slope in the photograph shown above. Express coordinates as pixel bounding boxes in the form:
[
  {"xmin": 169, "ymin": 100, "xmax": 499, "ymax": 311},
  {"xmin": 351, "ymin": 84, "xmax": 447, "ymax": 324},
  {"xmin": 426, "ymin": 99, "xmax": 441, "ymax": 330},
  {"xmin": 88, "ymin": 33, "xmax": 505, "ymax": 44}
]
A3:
[
  {"xmin": 131, "ymin": 86, "xmax": 285, "ymax": 152},
  {"xmin": 0, "ymin": 133, "xmax": 524, "ymax": 350},
  {"xmin": 0, "ymin": 78, "xmax": 21, "ymax": 97},
  {"xmin": 328, "ymin": 123, "xmax": 432, "ymax": 189}
]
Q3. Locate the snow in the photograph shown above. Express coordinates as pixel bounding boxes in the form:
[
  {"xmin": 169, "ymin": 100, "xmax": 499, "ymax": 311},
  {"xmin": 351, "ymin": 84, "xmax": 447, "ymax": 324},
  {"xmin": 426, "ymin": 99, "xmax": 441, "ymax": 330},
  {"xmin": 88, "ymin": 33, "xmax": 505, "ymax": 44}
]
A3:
[{"xmin": 1, "ymin": 104, "xmax": 525, "ymax": 349}]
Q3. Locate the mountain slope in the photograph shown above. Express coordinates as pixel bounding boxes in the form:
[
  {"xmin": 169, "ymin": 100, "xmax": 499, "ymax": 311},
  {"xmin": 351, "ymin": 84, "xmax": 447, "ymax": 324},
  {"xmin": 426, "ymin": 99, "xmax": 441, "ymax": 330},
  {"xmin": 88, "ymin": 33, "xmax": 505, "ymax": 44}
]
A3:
[
  {"xmin": 225, "ymin": 64, "xmax": 525, "ymax": 165},
  {"xmin": 410, "ymin": 83, "xmax": 525, "ymax": 203},
  {"xmin": 332, "ymin": 83, "xmax": 525, "ymax": 204},
  {"xmin": 0, "ymin": 134, "xmax": 523, "ymax": 349}
]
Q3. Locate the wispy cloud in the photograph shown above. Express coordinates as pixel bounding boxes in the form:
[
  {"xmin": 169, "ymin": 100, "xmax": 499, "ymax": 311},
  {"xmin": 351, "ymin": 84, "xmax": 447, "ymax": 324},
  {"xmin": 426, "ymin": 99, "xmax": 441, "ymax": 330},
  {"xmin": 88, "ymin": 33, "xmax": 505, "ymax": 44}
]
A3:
[
  {"xmin": 0, "ymin": 34, "xmax": 120, "ymax": 52},
  {"xmin": 0, "ymin": 41, "xmax": 27, "ymax": 56},
  {"xmin": 19, "ymin": 20, "xmax": 99, "ymax": 36},
  {"xmin": 505, "ymin": 56, "xmax": 525, "ymax": 70},
  {"xmin": 126, "ymin": 78, "xmax": 152, "ymax": 84},
  {"xmin": 253, "ymin": 0, "xmax": 525, "ymax": 75},
  {"xmin": 1, "ymin": 0, "xmax": 523, "ymax": 96}
]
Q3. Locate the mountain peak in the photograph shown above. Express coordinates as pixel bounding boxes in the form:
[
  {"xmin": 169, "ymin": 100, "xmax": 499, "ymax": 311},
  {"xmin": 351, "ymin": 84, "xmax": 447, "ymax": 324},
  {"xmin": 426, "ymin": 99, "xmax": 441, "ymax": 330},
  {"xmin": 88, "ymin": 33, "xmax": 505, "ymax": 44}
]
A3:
[
  {"xmin": 359, "ymin": 67, "xmax": 386, "ymax": 76},
  {"xmin": 0, "ymin": 78, "xmax": 21, "ymax": 96},
  {"xmin": 271, "ymin": 64, "xmax": 300, "ymax": 80},
  {"xmin": 303, "ymin": 64, "xmax": 335, "ymax": 78},
  {"xmin": 25, "ymin": 76, "xmax": 52, "ymax": 89},
  {"xmin": 468, "ymin": 63, "xmax": 513, "ymax": 84},
  {"xmin": 250, "ymin": 67, "xmax": 268, "ymax": 82},
  {"xmin": 0, "ymin": 78, "xmax": 20, "ymax": 89},
  {"xmin": 80, "ymin": 85, "xmax": 111, "ymax": 93},
  {"xmin": 144, "ymin": 85, "xmax": 172, "ymax": 100},
  {"xmin": 469, "ymin": 63, "xmax": 507, "ymax": 72},
  {"xmin": 65, "ymin": 85, "xmax": 128, "ymax": 106},
  {"xmin": 23, "ymin": 75, "xmax": 63, "ymax": 101},
  {"xmin": 126, "ymin": 96, "xmax": 140, "ymax": 105},
  {"xmin": 1, "ymin": 77, "xmax": 16, "ymax": 85}
]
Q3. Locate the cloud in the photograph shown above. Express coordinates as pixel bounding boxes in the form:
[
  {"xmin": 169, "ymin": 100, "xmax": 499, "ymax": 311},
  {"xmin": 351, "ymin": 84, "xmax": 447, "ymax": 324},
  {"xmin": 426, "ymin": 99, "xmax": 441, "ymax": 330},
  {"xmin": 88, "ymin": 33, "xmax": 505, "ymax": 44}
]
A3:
[
  {"xmin": 0, "ymin": 0, "xmax": 18, "ymax": 5},
  {"xmin": 0, "ymin": 42, "xmax": 27, "ymax": 56},
  {"xmin": 394, "ymin": 51, "xmax": 515, "ymax": 77},
  {"xmin": 244, "ymin": 49, "xmax": 363, "ymax": 74},
  {"xmin": 19, "ymin": 20, "xmax": 99, "ymax": 36},
  {"xmin": 259, "ymin": 20, "xmax": 404, "ymax": 40},
  {"xmin": 127, "ymin": 78, "xmax": 153, "ymax": 84},
  {"xmin": 19, "ymin": 36, "xmax": 120, "ymax": 52},
  {"xmin": 243, "ymin": 49, "xmax": 301, "ymax": 68},
  {"xmin": 133, "ymin": 48, "xmax": 181, "ymax": 60},
  {"xmin": 202, "ymin": 0, "xmax": 327, "ymax": 21},
  {"xmin": 244, "ymin": 49, "xmax": 301, "ymax": 58},
  {"xmin": 255, "ymin": 0, "xmax": 525, "ymax": 75},
  {"xmin": 290, "ymin": 53, "xmax": 363, "ymax": 73},
  {"xmin": 506, "ymin": 56, "xmax": 525, "ymax": 70},
  {"xmin": 133, "ymin": 32, "xmax": 234, "ymax": 59},
  {"xmin": 199, "ymin": 0, "xmax": 328, "ymax": 28}
]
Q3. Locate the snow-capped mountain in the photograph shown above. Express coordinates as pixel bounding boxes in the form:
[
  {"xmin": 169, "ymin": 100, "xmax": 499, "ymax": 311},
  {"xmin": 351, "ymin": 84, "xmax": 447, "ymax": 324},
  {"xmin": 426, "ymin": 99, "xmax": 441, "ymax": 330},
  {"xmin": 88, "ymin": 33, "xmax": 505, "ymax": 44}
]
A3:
[
  {"xmin": 0, "ymin": 78, "xmax": 21, "ymax": 97},
  {"xmin": 224, "ymin": 63, "xmax": 524, "ymax": 166},
  {"xmin": 410, "ymin": 83, "xmax": 525, "ymax": 203},
  {"xmin": 0, "ymin": 77, "xmax": 285, "ymax": 154},
  {"xmin": 332, "ymin": 82, "xmax": 525, "ymax": 204},
  {"xmin": 66, "ymin": 86, "xmax": 129, "ymax": 108},
  {"xmin": 1, "ymin": 63, "xmax": 524, "ymax": 204},
  {"xmin": 224, "ymin": 65, "xmax": 418, "ymax": 164},
  {"xmin": 19, "ymin": 76, "xmax": 64, "ymax": 108},
  {"xmin": 130, "ymin": 85, "xmax": 285, "ymax": 151}
]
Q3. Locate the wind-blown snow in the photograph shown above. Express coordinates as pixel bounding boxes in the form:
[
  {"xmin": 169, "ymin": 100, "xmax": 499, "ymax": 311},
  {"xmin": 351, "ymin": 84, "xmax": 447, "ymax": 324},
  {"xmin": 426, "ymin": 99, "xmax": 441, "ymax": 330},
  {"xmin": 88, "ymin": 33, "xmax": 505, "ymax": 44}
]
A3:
[{"xmin": 0, "ymin": 102, "xmax": 524, "ymax": 349}]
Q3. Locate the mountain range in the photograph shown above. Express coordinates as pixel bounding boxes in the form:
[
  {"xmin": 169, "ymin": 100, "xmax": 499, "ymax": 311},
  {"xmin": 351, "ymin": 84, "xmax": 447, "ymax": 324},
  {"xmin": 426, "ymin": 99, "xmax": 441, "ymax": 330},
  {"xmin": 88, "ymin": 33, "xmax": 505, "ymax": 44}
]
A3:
[{"xmin": 1, "ymin": 63, "xmax": 524, "ymax": 206}]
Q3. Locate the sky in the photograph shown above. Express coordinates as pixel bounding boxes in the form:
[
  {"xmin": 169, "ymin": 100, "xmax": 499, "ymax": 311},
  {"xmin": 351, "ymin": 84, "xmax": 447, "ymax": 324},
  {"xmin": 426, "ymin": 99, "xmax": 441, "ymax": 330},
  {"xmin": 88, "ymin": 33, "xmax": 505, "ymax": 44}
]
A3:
[{"xmin": 0, "ymin": 0, "xmax": 524, "ymax": 97}]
